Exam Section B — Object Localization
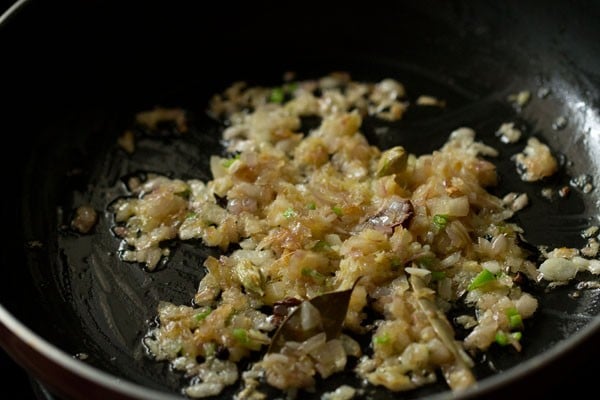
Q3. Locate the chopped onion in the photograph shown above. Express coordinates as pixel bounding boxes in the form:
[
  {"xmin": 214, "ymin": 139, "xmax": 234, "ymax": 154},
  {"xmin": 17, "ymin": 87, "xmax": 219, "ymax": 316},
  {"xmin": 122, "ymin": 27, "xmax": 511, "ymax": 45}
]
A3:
[
  {"xmin": 405, "ymin": 267, "xmax": 432, "ymax": 278},
  {"xmin": 300, "ymin": 301, "xmax": 323, "ymax": 332},
  {"xmin": 539, "ymin": 257, "xmax": 578, "ymax": 281}
]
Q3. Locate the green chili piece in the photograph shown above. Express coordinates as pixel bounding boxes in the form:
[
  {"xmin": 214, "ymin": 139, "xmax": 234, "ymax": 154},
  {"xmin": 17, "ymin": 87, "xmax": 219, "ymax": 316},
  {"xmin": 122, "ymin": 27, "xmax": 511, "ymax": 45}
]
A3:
[
  {"xmin": 283, "ymin": 207, "xmax": 297, "ymax": 219},
  {"xmin": 495, "ymin": 331, "xmax": 522, "ymax": 346},
  {"xmin": 509, "ymin": 314, "xmax": 523, "ymax": 330},
  {"xmin": 373, "ymin": 333, "xmax": 390, "ymax": 345},
  {"xmin": 506, "ymin": 307, "xmax": 524, "ymax": 330},
  {"xmin": 432, "ymin": 214, "xmax": 449, "ymax": 230},
  {"xmin": 506, "ymin": 307, "xmax": 518, "ymax": 316},
  {"xmin": 222, "ymin": 154, "xmax": 240, "ymax": 168},
  {"xmin": 495, "ymin": 331, "xmax": 509, "ymax": 346},
  {"xmin": 269, "ymin": 87, "xmax": 285, "ymax": 103},
  {"xmin": 467, "ymin": 269, "xmax": 496, "ymax": 291},
  {"xmin": 194, "ymin": 308, "xmax": 212, "ymax": 321},
  {"xmin": 232, "ymin": 328, "xmax": 250, "ymax": 345}
]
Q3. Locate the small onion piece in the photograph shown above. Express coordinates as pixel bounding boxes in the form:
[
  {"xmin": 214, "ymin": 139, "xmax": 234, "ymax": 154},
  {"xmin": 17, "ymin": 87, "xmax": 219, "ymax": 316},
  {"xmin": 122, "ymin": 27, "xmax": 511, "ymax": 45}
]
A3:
[{"xmin": 539, "ymin": 258, "xmax": 578, "ymax": 281}]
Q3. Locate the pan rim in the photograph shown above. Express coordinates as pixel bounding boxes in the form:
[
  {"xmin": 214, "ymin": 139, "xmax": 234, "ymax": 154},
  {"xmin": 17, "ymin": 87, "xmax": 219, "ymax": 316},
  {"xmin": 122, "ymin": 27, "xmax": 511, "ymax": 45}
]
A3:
[
  {"xmin": 0, "ymin": 0, "xmax": 29, "ymax": 27},
  {"xmin": 0, "ymin": 305, "xmax": 182, "ymax": 400},
  {"xmin": 1, "ymin": 303, "xmax": 599, "ymax": 399}
]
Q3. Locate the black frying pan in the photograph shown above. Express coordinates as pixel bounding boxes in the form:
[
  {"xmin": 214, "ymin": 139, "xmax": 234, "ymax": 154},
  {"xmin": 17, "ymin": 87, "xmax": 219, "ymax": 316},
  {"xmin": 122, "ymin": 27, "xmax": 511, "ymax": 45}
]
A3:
[{"xmin": 1, "ymin": 0, "xmax": 599, "ymax": 399}]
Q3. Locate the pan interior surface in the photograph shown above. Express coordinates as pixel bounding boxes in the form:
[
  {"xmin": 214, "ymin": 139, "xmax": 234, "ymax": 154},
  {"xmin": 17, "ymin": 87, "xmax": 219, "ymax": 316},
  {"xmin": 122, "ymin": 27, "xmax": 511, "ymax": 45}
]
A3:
[{"xmin": 2, "ymin": 1, "xmax": 599, "ymax": 399}]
